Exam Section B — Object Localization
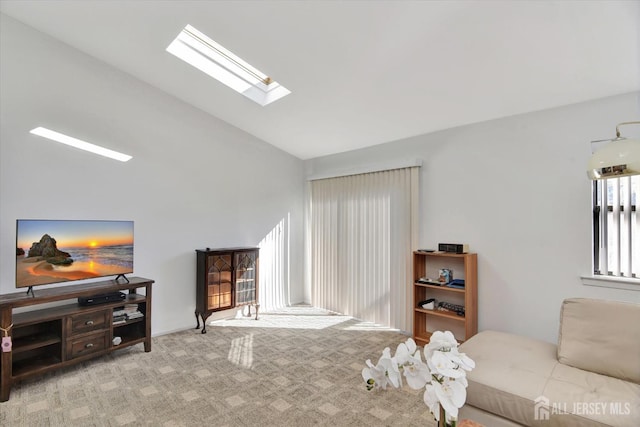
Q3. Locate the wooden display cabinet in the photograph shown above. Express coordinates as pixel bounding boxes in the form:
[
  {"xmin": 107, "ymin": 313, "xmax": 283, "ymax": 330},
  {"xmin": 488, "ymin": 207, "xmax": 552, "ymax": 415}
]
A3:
[
  {"xmin": 413, "ymin": 252, "xmax": 477, "ymax": 346},
  {"xmin": 195, "ymin": 247, "xmax": 259, "ymax": 333}
]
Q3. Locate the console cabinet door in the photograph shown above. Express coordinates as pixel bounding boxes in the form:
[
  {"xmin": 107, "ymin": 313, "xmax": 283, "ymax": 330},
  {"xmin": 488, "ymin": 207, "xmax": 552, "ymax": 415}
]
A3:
[
  {"xmin": 206, "ymin": 253, "xmax": 233, "ymax": 310},
  {"xmin": 234, "ymin": 250, "xmax": 257, "ymax": 306}
]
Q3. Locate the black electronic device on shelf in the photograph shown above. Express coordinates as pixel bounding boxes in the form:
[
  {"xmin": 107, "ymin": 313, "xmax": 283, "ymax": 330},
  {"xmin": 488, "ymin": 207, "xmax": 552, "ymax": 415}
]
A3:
[
  {"xmin": 437, "ymin": 243, "xmax": 469, "ymax": 254},
  {"xmin": 78, "ymin": 292, "xmax": 126, "ymax": 306}
]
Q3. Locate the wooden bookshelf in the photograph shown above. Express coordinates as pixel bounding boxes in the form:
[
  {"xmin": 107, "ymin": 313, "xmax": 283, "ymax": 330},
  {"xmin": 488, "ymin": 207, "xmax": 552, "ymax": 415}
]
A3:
[{"xmin": 412, "ymin": 252, "xmax": 477, "ymax": 346}]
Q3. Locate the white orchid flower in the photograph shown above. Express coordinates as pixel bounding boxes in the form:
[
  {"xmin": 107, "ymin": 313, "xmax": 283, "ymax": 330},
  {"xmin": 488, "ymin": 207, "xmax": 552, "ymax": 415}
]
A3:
[
  {"xmin": 394, "ymin": 342, "xmax": 411, "ymax": 366},
  {"xmin": 432, "ymin": 377, "xmax": 467, "ymax": 419},
  {"xmin": 446, "ymin": 349, "xmax": 476, "ymax": 371},
  {"xmin": 361, "ymin": 346, "xmax": 402, "ymax": 390},
  {"xmin": 394, "ymin": 337, "xmax": 418, "ymax": 364},
  {"xmin": 362, "ymin": 358, "xmax": 388, "ymax": 390},
  {"xmin": 381, "ymin": 351, "xmax": 402, "ymax": 389},
  {"xmin": 428, "ymin": 351, "xmax": 465, "ymax": 379},
  {"xmin": 423, "ymin": 330, "xmax": 458, "ymax": 358},
  {"xmin": 402, "ymin": 348, "xmax": 430, "ymax": 389},
  {"xmin": 405, "ymin": 337, "xmax": 418, "ymax": 354},
  {"xmin": 457, "ymin": 374, "xmax": 468, "ymax": 388},
  {"xmin": 363, "ymin": 330, "xmax": 475, "ymax": 425},
  {"xmin": 434, "ymin": 330, "xmax": 456, "ymax": 343},
  {"xmin": 423, "ymin": 383, "xmax": 441, "ymax": 420}
]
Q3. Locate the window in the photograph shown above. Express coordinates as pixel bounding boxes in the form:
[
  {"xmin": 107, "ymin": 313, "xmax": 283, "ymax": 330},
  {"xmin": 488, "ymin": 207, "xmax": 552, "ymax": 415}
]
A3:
[
  {"xmin": 166, "ymin": 25, "xmax": 290, "ymax": 106},
  {"xmin": 592, "ymin": 175, "xmax": 638, "ymax": 279},
  {"xmin": 309, "ymin": 167, "xmax": 419, "ymax": 331}
]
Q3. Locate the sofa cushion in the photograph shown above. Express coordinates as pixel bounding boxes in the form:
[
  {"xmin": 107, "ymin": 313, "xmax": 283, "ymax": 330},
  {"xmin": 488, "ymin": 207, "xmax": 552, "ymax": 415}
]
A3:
[
  {"xmin": 557, "ymin": 298, "xmax": 640, "ymax": 384},
  {"xmin": 459, "ymin": 330, "xmax": 559, "ymax": 425},
  {"xmin": 544, "ymin": 363, "xmax": 640, "ymax": 427}
]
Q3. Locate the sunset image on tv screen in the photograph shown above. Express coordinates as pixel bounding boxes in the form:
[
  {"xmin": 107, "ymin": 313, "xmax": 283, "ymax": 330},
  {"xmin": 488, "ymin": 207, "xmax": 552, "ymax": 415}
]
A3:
[{"xmin": 16, "ymin": 220, "xmax": 134, "ymax": 288}]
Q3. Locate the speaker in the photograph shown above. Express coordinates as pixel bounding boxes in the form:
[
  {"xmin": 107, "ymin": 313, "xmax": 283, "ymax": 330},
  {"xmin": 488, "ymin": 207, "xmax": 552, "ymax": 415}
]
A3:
[{"xmin": 438, "ymin": 243, "xmax": 469, "ymax": 254}]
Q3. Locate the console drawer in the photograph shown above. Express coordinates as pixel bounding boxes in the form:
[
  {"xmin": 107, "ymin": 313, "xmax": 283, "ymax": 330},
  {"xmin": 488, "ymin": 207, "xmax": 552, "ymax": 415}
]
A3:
[
  {"xmin": 67, "ymin": 310, "xmax": 109, "ymax": 335},
  {"xmin": 66, "ymin": 330, "xmax": 109, "ymax": 359}
]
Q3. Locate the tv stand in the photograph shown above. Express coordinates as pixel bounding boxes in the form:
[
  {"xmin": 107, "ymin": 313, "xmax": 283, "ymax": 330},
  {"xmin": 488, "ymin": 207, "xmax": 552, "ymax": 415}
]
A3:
[
  {"xmin": 0, "ymin": 276, "xmax": 154, "ymax": 402},
  {"xmin": 25, "ymin": 286, "xmax": 34, "ymax": 297},
  {"xmin": 114, "ymin": 274, "xmax": 130, "ymax": 284}
]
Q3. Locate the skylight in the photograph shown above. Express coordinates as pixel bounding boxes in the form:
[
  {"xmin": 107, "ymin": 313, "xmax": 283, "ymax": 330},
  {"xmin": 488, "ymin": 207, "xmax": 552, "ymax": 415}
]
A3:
[
  {"xmin": 30, "ymin": 127, "xmax": 132, "ymax": 162},
  {"xmin": 166, "ymin": 25, "xmax": 290, "ymax": 106}
]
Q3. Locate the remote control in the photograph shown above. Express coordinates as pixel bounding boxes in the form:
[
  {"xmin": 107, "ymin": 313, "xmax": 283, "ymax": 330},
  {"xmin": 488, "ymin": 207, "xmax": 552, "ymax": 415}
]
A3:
[{"xmin": 437, "ymin": 301, "xmax": 465, "ymax": 316}]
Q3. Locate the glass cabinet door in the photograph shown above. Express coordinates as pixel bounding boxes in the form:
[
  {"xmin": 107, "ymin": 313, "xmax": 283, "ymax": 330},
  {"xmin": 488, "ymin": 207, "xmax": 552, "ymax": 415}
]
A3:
[
  {"xmin": 234, "ymin": 251, "xmax": 257, "ymax": 306},
  {"xmin": 207, "ymin": 254, "xmax": 232, "ymax": 310}
]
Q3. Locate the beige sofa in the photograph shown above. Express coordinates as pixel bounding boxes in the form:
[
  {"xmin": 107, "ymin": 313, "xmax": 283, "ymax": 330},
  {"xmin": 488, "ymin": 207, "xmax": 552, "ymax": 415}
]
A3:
[{"xmin": 458, "ymin": 298, "xmax": 640, "ymax": 427}]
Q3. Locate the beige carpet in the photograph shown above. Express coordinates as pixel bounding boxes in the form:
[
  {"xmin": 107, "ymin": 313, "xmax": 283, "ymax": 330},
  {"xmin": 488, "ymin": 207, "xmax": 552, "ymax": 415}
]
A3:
[{"xmin": 1, "ymin": 306, "xmax": 437, "ymax": 426}]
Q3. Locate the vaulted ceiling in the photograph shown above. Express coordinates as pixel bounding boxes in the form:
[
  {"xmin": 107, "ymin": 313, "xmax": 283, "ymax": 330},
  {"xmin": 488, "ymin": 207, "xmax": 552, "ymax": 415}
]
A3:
[{"xmin": 1, "ymin": 0, "xmax": 638, "ymax": 159}]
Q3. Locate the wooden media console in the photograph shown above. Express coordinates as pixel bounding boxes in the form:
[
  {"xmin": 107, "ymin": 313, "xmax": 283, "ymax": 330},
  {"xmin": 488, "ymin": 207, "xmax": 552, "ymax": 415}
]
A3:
[{"xmin": 0, "ymin": 276, "xmax": 154, "ymax": 402}]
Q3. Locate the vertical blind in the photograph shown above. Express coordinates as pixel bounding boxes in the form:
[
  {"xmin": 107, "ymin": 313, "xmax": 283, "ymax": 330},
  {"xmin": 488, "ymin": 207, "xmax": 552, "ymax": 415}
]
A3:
[
  {"xmin": 593, "ymin": 175, "xmax": 638, "ymax": 278},
  {"xmin": 309, "ymin": 167, "xmax": 419, "ymax": 332}
]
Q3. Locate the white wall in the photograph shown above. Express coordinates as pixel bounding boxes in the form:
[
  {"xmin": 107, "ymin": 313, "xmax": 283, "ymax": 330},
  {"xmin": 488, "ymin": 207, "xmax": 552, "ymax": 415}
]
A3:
[
  {"xmin": 0, "ymin": 15, "xmax": 305, "ymax": 335},
  {"xmin": 305, "ymin": 92, "xmax": 640, "ymax": 343},
  {"xmin": 3, "ymin": 12, "xmax": 638, "ymax": 344}
]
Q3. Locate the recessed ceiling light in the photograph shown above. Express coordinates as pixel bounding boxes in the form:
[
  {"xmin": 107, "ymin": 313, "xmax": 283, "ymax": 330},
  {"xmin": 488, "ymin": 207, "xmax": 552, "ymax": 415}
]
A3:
[
  {"xmin": 29, "ymin": 127, "xmax": 132, "ymax": 162},
  {"xmin": 166, "ymin": 24, "xmax": 290, "ymax": 106}
]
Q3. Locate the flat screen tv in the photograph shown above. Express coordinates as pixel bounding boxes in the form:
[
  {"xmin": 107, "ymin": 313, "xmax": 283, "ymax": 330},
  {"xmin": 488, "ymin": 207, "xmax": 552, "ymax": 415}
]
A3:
[{"xmin": 16, "ymin": 219, "xmax": 134, "ymax": 289}]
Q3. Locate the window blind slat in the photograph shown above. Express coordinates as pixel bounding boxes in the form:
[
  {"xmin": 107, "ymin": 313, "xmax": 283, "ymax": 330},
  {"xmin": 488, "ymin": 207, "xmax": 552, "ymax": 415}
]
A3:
[
  {"xmin": 612, "ymin": 179, "xmax": 621, "ymax": 276},
  {"xmin": 599, "ymin": 179, "xmax": 609, "ymax": 275},
  {"xmin": 622, "ymin": 176, "xmax": 632, "ymax": 277}
]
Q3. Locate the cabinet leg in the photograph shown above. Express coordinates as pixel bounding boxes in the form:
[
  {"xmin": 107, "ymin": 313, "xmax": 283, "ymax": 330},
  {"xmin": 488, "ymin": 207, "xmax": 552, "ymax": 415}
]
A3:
[
  {"xmin": 201, "ymin": 313, "xmax": 210, "ymax": 334},
  {"xmin": 195, "ymin": 311, "xmax": 201, "ymax": 330},
  {"xmin": 254, "ymin": 304, "xmax": 260, "ymax": 320}
]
